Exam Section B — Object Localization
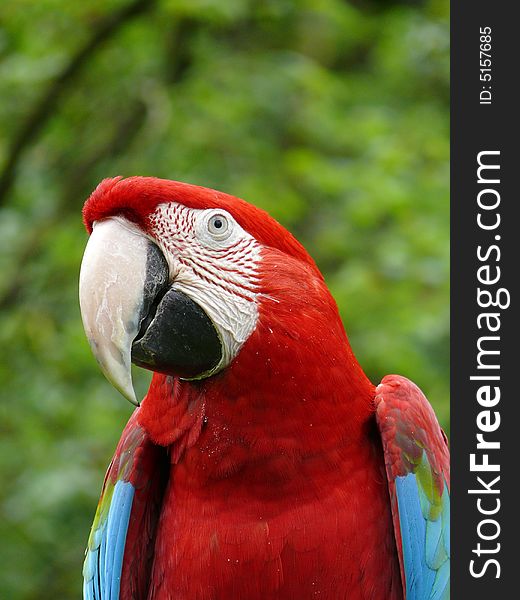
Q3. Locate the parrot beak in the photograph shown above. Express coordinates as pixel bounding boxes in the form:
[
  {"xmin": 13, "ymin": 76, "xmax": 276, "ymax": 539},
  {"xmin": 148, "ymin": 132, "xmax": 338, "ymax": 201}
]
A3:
[
  {"xmin": 79, "ymin": 217, "xmax": 169, "ymax": 405},
  {"xmin": 79, "ymin": 216, "xmax": 223, "ymax": 405}
]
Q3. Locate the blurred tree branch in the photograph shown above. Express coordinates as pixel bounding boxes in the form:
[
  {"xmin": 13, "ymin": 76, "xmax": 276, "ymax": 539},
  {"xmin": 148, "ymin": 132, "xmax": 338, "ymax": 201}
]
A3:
[
  {"xmin": 0, "ymin": 99, "xmax": 147, "ymax": 311},
  {"xmin": 0, "ymin": 0, "xmax": 157, "ymax": 207},
  {"xmin": 0, "ymin": 12, "xmax": 198, "ymax": 312}
]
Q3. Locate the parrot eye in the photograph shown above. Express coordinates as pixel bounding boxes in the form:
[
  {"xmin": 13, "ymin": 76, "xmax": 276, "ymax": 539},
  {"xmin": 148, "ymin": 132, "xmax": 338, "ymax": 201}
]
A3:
[
  {"xmin": 207, "ymin": 213, "xmax": 230, "ymax": 238},
  {"xmin": 195, "ymin": 209, "xmax": 238, "ymax": 247}
]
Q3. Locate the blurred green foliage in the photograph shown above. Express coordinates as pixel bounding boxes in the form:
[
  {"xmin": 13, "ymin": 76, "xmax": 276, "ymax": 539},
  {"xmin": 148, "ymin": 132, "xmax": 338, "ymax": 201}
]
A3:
[{"xmin": 0, "ymin": 0, "xmax": 449, "ymax": 597}]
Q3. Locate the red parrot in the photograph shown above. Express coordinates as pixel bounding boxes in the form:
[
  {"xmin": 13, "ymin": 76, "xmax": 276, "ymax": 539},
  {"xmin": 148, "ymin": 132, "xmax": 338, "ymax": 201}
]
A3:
[{"xmin": 79, "ymin": 177, "xmax": 449, "ymax": 600}]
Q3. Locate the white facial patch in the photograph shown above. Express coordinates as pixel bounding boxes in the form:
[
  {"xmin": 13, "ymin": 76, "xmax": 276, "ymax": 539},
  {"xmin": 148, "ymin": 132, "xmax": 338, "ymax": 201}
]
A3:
[{"xmin": 148, "ymin": 203, "xmax": 262, "ymax": 376}]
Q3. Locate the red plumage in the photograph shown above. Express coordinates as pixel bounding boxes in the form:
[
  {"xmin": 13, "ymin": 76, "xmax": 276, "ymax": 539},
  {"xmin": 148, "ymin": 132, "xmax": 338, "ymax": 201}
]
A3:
[
  {"xmin": 82, "ymin": 177, "xmax": 447, "ymax": 599},
  {"xmin": 83, "ymin": 177, "xmax": 317, "ymax": 272}
]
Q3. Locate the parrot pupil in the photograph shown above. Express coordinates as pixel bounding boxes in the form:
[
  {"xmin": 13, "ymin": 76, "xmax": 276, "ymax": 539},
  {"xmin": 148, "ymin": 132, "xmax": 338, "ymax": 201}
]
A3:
[{"xmin": 214, "ymin": 219, "xmax": 222, "ymax": 229}]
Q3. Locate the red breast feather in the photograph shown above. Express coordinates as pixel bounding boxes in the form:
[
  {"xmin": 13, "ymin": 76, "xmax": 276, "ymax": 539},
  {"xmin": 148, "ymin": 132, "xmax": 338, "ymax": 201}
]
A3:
[
  {"xmin": 137, "ymin": 240, "xmax": 402, "ymax": 599},
  {"xmin": 84, "ymin": 176, "xmax": 403, "ymax": 599}
]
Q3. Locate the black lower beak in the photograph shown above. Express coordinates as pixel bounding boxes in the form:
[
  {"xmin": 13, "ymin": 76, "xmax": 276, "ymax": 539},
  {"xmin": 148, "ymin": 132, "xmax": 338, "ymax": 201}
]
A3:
[{"xmin": 131, "ymin": 243, "xmax": 222, "ymax": 379}]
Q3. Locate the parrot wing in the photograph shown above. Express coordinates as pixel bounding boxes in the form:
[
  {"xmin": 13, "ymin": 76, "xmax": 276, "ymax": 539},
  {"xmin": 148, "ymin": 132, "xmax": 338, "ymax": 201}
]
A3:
[
  {"xmin": 375, "ymin": 375, "xmax": 450, "ymax": 600},
  {"xmin": 83, "ymin": 410, "xmax": 169, "ymax": 600}
]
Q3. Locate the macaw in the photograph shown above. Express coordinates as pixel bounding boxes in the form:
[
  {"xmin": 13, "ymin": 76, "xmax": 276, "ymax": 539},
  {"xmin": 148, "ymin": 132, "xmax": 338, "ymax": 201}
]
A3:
[{"xmin": 79, "ymin": 176, "xmax": 449, "ymax": 600}]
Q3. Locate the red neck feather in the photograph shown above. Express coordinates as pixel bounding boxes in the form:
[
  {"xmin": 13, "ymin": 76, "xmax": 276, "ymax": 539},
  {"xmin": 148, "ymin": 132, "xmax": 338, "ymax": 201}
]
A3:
[{"xmin": 137, "ymin": 246, "xmax": 375, "ymax": 486}]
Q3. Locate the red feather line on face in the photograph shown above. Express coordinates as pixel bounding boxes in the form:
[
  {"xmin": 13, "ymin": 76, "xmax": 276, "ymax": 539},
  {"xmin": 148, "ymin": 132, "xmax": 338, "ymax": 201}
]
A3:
[{"xmin": 82, "ymin": 176, "xmax": 321, "ymax": 277}]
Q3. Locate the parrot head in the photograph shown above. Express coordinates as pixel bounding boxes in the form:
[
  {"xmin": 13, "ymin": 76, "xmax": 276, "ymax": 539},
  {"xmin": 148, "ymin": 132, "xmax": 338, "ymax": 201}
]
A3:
[{"xmin": 80, "ymin": 176, "xmax": 370, "ymax": 420}]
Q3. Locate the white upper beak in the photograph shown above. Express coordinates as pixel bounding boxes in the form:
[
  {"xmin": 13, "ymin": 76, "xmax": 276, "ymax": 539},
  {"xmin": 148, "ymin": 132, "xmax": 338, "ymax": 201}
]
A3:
[{"xmin": 79, "ymin": 217, "xmax": 152, "ymax": 405}]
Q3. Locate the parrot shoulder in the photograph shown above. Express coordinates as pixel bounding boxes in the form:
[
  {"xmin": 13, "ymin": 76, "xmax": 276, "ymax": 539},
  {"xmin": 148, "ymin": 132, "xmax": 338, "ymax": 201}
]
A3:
[
  {"xmin": 83, "ymin": 410, "xmax": 169, "ymax": 600},
  {"xmin": 375, "ymin": 374, "xmax": 450, "ymax": 600}
]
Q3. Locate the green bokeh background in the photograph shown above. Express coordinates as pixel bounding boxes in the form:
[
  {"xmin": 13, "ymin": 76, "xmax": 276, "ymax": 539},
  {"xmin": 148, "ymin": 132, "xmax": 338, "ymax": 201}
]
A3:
[{"xmin": 0, "ymin": 1, "xmax": 449, "ymax": 597}]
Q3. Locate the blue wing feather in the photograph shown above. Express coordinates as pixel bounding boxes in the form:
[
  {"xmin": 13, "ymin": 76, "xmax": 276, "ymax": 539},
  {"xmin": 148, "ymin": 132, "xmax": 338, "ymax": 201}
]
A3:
[
  {"xmin": 84, "ymin": 480, "xmax": 135, "ymax": 600},
  {"xmin": 83, "ymin": 411, "xmax": 168, "ymax": 600},
  {"xmin": 395, "ymin": 471, "xmax": 449, "ymax": 599},
  {"xmin": 375, "ymin": 375, "xmax": 450, "ymax": 600},
  {"xmin": 107, "ymin": 481, "xmax": 135, "ymax": 599}
]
